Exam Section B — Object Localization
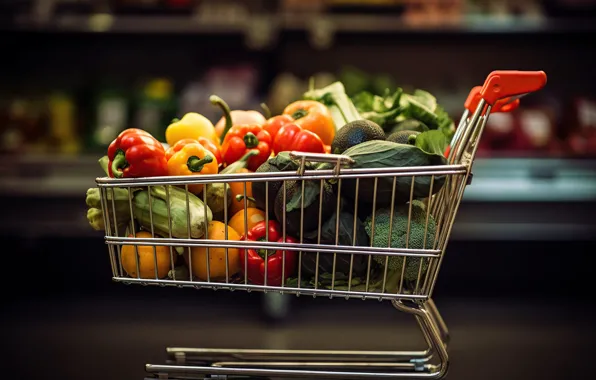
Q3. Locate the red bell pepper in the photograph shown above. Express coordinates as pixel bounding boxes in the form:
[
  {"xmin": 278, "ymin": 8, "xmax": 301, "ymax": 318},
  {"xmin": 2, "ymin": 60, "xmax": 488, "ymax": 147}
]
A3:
[
  {"xmin": 272, "ymin": 123, "xmax": 326, "ymax": 155},
  {"xmin": 165, "ymin": 137, "xmax": 223, "ymax": 166},
  {"xmin": 211, "ymin": 95, "xmax": 273, "ymax": 171},
  {"xmin": 221, "ymin": 124, "xmax": 272, "ymax": 171},
  {"xmin": 263, "ymin": 114, "xmax": 293, "ymax": 141},
  {"xmin": 107, "ymin": 128, "xmax": 168, "ymax": 178},
  {"xmin": 240, "ymin": 220, "xmax": 298, "ymax": 286}
]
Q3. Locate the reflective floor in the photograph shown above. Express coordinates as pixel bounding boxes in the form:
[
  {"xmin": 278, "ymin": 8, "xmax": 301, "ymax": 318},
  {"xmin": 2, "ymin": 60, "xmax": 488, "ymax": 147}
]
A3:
[{"xmin": 4, "ymin": 289, "xmax": 595, "ymax": 380}]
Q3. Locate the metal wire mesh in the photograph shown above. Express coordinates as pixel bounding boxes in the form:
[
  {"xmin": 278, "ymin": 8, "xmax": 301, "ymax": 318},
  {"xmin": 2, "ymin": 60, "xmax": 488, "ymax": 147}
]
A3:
[{"xmin": 97, "ymin": 160, "xmax": 469, "ymax": 301}]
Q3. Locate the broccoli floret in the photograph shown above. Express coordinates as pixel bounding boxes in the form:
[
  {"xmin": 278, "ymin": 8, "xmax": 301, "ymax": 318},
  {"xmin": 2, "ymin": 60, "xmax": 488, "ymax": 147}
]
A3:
[{"xmin": 364, "ymin": 200, "xmax": 436, "ymax": 292}]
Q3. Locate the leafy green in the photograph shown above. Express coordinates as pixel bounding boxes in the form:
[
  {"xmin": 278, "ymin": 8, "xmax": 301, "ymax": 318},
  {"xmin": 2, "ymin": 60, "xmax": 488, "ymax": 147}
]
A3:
[
  {"xmin": 301, "ymin": 211, "xmax": 370, "ymax": 278},
  {"xmin": 414, "ymin": 130, "xmax": 448, "ymax": 157},
  {"xmin": 285, "ymin": 272, "xmax": 367, "ymax": 291},
  {"xmin": 352, "ymin": 85, "xmax": 455, "ymax": 147},
  {"xmin": 304, "ymin": 81, "xmax": 362, "ymax": 130},
  {"xmin": 400, "ymin": 94, "xmax": 439, "ymax": 129},
  {"xmin": 412, "ymin": 89, "xmax": 437, "ymax": 111},
  {"xmin": 351, "ymin": 91, "xmax": 374, "ymax": 112},
  {"xmin": 351, "ymin": 88, "xmax": 403, "ymax": 132},
  {"xmin": 435, "ymin": 105, "xmax": 455, "ymax": 141},
  {"xmin": 338, "ymin": 140, "xmax": 448, "ymax": 206},
  {"xmin": 286, "ymin": 180, "xmax": 321, "ymax": 213}
]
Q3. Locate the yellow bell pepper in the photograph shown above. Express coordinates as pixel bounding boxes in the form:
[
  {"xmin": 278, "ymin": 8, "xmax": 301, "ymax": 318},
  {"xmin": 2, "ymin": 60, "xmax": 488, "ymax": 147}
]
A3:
[
  {"xmin": 167, "ymin": 143, "xmax": 219, "ymax": 195},
  {"xmin": 165, "ymin": 113, "xmax": 220, "ymax": 148}
]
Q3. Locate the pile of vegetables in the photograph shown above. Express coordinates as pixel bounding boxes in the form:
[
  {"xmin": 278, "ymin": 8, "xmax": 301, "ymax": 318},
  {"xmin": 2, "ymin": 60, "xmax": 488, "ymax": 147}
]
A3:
[{"xmin": 86, "ymin": 79, "xmax": 455, "ymax": 293}]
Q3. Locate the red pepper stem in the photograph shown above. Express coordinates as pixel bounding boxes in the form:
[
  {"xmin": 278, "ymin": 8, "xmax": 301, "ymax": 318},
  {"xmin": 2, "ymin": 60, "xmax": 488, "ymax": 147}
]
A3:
[
  {"xmin": 210, "ymin": 95, "xmax": 233, "ymax": 145},
  {"xmin": 291, "ymin": 108, "xmax": 308, "ymax": 120},
  {"xmin": 187, "ymin": 155, "xmax": 213, "ymax": 172},
  {"xmin": 111, "ymin": 150, "xmax": 127, "ymax": 178},
  {"xmin": 243, "ymin": 132, "xmax": 259, "ymax": 148},
  {"xmin": 256, "ymin": 237, "xmax": 271, "ymax": 259}
]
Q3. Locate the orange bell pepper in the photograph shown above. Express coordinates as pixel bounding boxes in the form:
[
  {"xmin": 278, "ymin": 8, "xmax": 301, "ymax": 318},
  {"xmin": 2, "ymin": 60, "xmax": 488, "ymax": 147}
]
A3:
[
  {"xmin": 166, "ymin": 143, "xmax": 219, "ymax": 195},
  {"xmin": 283, "ymin": 100, "xmax": 336, "ymax": 146}
]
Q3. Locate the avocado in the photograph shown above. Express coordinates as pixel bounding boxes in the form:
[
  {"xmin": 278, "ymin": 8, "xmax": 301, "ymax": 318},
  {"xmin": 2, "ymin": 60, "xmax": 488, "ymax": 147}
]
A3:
[
  {"xmin": 386, "ymin": 130, "xmax": 420, "ymax": 145},
  {"xmin": 274, "ymin": 180, "xmax": 335, "ymax": 238},
  {"xmin": 388, "ymin": 119, "xmax": 429, "ymax": 134},
  {"xmin": 331, "ymin": 119, "xmax": 385, "ymax": 155}
]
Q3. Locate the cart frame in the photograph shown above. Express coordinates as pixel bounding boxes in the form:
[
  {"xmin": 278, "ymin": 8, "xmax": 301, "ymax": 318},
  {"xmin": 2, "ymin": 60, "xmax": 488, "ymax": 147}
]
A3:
[{"xmin": 96, "ymin": 70, "xmax": 547, "ymax": 379}]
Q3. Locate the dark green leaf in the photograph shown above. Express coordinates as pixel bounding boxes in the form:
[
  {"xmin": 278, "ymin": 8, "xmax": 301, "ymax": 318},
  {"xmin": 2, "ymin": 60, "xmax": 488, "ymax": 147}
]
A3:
[
  {"xmin": 269, "ymin": 151, "xmax": 308, "ymax": 172},
  {"xmin": 340, "ymin": 140, "xmax": 448, "ymax": 205},
  {"xmin": 285, "ymin": 180, "xmax": 321, "ymax": 212}
]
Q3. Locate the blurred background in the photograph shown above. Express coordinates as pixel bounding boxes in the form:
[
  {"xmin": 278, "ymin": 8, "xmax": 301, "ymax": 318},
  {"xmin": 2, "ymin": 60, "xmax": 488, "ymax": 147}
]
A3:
[{"xmin": 1, "ymin": 1, "xmax": 596, "ymax": 379}]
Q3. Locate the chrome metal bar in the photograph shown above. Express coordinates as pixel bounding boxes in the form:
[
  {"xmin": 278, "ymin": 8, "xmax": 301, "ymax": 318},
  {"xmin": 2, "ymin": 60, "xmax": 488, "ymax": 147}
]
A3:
[
  {"xmin": 168, "ymin": 347, "xmax": 430, "ymax": 361},
  {"xmin": 96, "ymin": 165, "xmax": 468, "ymax": 187},
  {"xmin": 147, "ymin": 185, "xmax": 158, "ymax": 280},
  {"xmin": 106, "ymin": 237, "xmax": 441, "ymax": 257},
  {"xmin": 114, "ymin": 277, "xmax": 429, "ymax": 301},
  {"xmin": 145, "ymin": 363, "xmax": 442, "ymax": 379},
  {"xmin": 290, "ymin": 150, "xmax": 355, "ymax": 165},
  {"xmin": 211, "ymin": 361, "xmax": 417, "ymax": 370}
]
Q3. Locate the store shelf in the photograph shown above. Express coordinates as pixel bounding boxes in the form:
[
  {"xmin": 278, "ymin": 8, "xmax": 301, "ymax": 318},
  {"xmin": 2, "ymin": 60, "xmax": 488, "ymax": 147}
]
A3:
[
  {"xmin": 7, "ymin": 13, "xmax": 596, "ymax": 35},
  {"xmin": 463, "ymin": 157, "xmax": 596, "ymax": 203},
  {"xmin": 2, "ymin": 154, "xmax": 595, "ymax": 201}
]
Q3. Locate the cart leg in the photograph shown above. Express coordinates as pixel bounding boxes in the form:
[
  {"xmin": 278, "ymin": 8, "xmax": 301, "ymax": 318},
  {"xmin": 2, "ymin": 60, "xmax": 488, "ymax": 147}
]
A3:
[
  {"xmin": 425, "ymin": 299, "xmax": 450, "ymax": 347},
  {"xmin": 393, "ymin": 299, "xmax": 449, "ymax": 378},
  {"xmin": 146, "ymin": 298, "xmax": 450, "ymax": 379}
]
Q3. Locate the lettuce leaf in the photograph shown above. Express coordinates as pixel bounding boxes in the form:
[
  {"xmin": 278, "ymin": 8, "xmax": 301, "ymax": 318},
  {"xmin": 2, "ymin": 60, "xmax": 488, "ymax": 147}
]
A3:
[{"xmin": 414, "ymin": 130, "xmax": 448, "ymax": 157}]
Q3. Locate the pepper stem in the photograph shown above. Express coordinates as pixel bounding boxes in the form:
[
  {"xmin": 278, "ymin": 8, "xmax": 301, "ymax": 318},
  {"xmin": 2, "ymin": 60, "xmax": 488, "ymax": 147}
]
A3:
[
  {"xmin": 187, "ymin": 155, "xmax": 213, "ymax": 172},
  {"xmin": 210, "ymin": 95, "xmax": 233, "ymax": 145},
  {"xmin": 111, "ymin": 150, "xmax": 128, "ymax": 178},
  {"xmin": 256, "ymin": 237, "xmax": 273, "ymax": 259},
  {"xmin": 291, "ymin": 109, "xmax": 308, "ymax": 120},
  {"xmin": 235, "ymin": 194, "xmax": 256, "ymax": 203},
  {"xmin": 243, "ymin": 132, "xmax": 259, "ymax": 149}
]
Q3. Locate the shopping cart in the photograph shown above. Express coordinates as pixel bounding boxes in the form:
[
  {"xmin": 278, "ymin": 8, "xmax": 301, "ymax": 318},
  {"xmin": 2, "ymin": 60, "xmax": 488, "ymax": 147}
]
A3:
[{"xmin": 95, "ymin": 70, "xmax": 547, "ymax": 379}]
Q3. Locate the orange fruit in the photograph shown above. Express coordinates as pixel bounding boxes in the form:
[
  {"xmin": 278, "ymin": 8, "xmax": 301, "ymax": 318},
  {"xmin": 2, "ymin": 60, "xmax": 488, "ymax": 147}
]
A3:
[
  {"xmin": 229, "ymin": 168, "xmax": 255, "ymax": 215},
  {"xmin": 121, "ymin": 231, "xmax": 172, "ymax": 279},
  {"xmin": 228, "ymin": 207, "xmax": 266, "ymax": 237},
  {"xmin": 186, "ymin": 221, "xmax": 241, "ymax": 281}
]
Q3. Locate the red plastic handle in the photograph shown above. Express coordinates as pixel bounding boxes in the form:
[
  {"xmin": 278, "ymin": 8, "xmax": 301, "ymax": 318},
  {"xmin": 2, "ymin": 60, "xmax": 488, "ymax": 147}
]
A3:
[
  {"xmin": 479, "ymin": 70, "xmax": 547, "ymax": 106},
  {"xmin": 464, "ymin": 86, "xmax": 521, "ymax": 113}
]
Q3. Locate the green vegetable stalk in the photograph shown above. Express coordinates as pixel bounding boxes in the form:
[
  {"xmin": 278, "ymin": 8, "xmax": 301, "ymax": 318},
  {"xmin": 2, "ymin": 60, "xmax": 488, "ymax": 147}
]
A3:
[
  {"xmin": 204, "ymin": 150, "xmax": 258, "ymax": 220},
  {"xmin": 303, "ymin": 81, "xmax": 362, "ymax": 130}
]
